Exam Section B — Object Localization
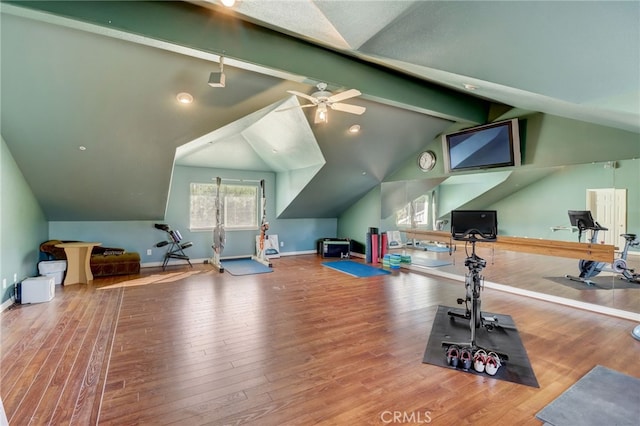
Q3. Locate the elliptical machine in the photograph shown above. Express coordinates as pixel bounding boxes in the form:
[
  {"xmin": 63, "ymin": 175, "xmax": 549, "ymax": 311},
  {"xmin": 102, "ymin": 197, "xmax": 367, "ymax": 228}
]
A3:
[{"xmin": 565, "ymin": 210, "xmax": 639, "ymax": 285}]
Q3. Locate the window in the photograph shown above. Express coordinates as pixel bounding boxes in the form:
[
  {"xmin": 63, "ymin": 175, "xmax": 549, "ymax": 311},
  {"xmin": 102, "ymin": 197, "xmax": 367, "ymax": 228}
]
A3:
[
  {"xmin": 396, "ymin": 203, "xmax": 413, "ymax": 226},
  {"xmin": 412, "ymin": 196, "xmax": 429, "ymax": 226},
  {"xmin": 395, "ymin": 194, "xmax": 430, "ymax": 228},
  {"xmin": 190, "ymin": 182, "xmax": 259, "ymax": 231}
]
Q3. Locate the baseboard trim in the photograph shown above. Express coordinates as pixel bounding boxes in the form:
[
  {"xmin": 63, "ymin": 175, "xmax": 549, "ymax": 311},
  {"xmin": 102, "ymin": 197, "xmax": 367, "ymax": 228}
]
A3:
[{"xmin": 1, "ymin": 296, "xmax": 15, "ymax": 312}]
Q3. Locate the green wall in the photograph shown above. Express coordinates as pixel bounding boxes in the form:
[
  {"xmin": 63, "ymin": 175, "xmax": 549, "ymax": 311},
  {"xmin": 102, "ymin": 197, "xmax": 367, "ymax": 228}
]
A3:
[
  {"xmin": 387, "ymin": 113, "xmax": 640, "ymax": 183},
  {"xmin": 50, "ymin": 165, "xmax": 337, "ymax": 265},
  {"xmin": 338, "ymin": 185, "xmax": 381, "ymax": 253},
  {"xmin": 1, "ymin": 137, "xmax": 48, "ymax": 305},
  {"xmin": 490, "ymin": 159, "xmax": 640, "ymax": 243},
  {"xmin": 339, "ymin": 113, "xmax": 640, "ymax": 252}
]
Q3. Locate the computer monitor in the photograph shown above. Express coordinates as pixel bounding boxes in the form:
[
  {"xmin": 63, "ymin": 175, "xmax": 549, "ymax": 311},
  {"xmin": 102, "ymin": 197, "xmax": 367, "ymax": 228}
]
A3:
[
  {"xmin": 567, "ymin": 210, "xmax": 596, "ymax": 230},
  {"xmin": 450, "ymin": 210, "xmax": 498, "ymax": 241}
]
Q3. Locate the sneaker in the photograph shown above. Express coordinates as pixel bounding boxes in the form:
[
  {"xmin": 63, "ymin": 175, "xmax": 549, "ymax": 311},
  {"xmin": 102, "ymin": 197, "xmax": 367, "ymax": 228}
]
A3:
[
  {"xmin": 459, "ymin": 347, "xmax": 472, "ymax": 370},
  {"xmin": 485, "ymin": 352, "xmax": 501, "ymax": 376},
  {"xmin": 473, "ymin": 349, "xmax": 487, "ymax": 373},
  {"xmin": 446, "ymin": 345, "xmax": 460, "ymax": 368}
]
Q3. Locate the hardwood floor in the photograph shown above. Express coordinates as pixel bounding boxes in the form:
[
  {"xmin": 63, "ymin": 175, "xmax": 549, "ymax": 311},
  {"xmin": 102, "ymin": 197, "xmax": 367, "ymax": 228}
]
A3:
[{"xmin": 2, "ymin": 254, "xmax": 639, "ymax": 425}]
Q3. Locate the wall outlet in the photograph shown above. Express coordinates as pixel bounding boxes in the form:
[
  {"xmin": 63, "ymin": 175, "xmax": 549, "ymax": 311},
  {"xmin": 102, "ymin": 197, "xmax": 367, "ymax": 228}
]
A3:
[
  {"xmin": 147, "ymin": 249, "xmax": 152, "ymax": 256},
  {"xmin": 2, "ymin": 279, "xmax": 6, "ymax": 290},
  {"xmin": 280, "ymin": 241, "xmax": 284, "ymax": 247}
]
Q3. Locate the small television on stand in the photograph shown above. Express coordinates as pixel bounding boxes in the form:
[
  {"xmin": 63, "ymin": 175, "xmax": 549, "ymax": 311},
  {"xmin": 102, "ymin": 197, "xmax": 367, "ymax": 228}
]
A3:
[{"xmin": 442, "ymin": 119, "xmax": 521, "ymax": 173}]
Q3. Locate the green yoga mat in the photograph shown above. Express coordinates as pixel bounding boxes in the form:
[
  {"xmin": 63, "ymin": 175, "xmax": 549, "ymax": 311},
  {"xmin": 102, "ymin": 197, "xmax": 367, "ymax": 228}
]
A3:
[{"xmin": 421, "ymin": 245, "xmax": 451, "ymax": 252}]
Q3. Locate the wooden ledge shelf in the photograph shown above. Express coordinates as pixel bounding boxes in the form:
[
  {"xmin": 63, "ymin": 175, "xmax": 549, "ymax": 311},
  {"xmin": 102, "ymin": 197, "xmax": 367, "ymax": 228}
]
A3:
[{"xmin": 403, "ymin": 229, "xmax": 614, "ymax": 263}]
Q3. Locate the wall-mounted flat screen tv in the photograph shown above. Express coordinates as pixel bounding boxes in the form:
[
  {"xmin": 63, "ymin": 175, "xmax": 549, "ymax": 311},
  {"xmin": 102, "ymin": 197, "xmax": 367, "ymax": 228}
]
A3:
[{"xmin": 441, "ymin": 119, "xmax": 521, "ymax": 173}]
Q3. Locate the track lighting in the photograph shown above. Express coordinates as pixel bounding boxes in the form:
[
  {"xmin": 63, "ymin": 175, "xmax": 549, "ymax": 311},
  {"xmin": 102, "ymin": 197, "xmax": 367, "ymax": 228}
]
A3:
[{"xmin": 208, "ymin": 56, "xmax": 226, "ymax": 88}]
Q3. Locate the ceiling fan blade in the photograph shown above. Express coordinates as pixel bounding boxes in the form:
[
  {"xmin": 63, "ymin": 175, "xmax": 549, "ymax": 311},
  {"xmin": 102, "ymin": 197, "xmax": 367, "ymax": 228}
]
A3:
[
  {"xmin": 286, "ymin": 90, "xmax": 319, "ymax": 104},
  {"xmin": 330, "ymin": 103, "xmax": 366, "ymax": 115},
  {"xmin": 276, "ymin": 103, "xmax": 315, "ymax": 112},
  {"xmin": 327, "ymin": 88, "xmax": 361, "ymax": 103}
]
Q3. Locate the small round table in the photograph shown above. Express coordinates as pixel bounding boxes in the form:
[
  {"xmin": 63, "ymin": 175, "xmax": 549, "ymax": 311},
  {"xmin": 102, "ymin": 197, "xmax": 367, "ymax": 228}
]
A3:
[{"xmin": 55, "ymin": 242, "xmax": 101, "ymax": 285}]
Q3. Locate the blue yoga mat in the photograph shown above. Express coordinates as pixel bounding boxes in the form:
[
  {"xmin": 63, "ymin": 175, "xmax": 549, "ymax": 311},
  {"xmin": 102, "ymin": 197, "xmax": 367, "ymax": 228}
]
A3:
[
  {"xmin": 322, "ymin": 260, "xmax": 391, "ymax": 278},
  {"xmin": 221, "ymin": 258, "xmax": 273, "ymax": 276}
]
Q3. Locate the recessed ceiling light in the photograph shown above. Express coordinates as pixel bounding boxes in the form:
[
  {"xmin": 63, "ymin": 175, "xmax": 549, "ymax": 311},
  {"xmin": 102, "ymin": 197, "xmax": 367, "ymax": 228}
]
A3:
[
  {"xmin": 463, "ymin": 83, "xmax": 479, "ymax": 91},
  {"xmin": 349, "ymin": 125, "xmax": 361, "ymax": 133},
  {"xmin": 78, "ymin": 146, "xmax": 87, "ymax": 151},
  {"xmin": 362, "ymin": 171, "xmax": 367, "ymax": 175},
  {"xmin": 176, "ymin": 92, "xmax": 194, "ymax": 104},
  {"xmin": 221, "ymin": 0, "xmax": 236, "ymax": 7}
]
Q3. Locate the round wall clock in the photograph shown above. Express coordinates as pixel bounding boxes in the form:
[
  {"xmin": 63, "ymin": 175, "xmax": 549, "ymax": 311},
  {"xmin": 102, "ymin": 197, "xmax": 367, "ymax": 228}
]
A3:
[{"xmin": 418, "ymin": 150, "xmax": 436, "ymax": 171}]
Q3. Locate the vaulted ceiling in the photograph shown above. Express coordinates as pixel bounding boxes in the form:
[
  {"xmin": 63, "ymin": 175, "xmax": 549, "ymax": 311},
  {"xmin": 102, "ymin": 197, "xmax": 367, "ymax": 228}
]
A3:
[{"xmin": 1, "ymin": 1, "xmax": 638, "ymax": 221}]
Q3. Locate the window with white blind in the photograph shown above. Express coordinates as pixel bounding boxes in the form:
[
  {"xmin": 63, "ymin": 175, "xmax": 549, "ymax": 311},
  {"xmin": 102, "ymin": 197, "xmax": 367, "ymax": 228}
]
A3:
[{"xmin": 190, "ymin": 182, "xmax": 259, "ymax": 231}]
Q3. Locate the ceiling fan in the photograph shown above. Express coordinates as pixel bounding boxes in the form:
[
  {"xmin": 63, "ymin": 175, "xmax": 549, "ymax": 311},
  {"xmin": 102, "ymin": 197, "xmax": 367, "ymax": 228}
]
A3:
[{"xmin": 279, "ymin": 83, "xmax": 366, "ymax": 123}]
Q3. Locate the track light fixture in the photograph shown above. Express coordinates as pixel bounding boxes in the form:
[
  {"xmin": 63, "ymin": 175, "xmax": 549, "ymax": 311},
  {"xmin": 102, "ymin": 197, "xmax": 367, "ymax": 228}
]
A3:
[{"xmin": 208, "ymin": 56, "xmax": 226, "ymax": 88}]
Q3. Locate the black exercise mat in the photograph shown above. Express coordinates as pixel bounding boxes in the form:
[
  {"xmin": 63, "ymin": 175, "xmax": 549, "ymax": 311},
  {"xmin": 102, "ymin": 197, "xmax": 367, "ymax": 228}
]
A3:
[
  {"xmin": 544, "ymin": 275, "xmax": 640, "ymax": 290},
  {"xmin": 422, "ymin": 305, "xmax": 539, "ymax": 388},
  {"xmin": 536, "ymin": 365, "xmax": 640, "ymax": 426}
]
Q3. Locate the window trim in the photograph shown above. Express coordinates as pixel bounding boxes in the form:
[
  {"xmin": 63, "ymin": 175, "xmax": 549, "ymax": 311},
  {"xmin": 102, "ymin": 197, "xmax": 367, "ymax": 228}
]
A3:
[{"xmin": 189, "ymin": 181, "xmax": 260, "ymax": 232}]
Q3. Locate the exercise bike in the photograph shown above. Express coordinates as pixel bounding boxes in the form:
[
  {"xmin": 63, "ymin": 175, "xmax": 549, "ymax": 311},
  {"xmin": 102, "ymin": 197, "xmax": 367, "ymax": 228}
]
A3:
[
  {"xmin": 565, "ymin": 210, "xmax": 640, "ymax": 285},
  {"xmin": 442, "ymin": 210, "xmax": 508, "ymax": 364}
]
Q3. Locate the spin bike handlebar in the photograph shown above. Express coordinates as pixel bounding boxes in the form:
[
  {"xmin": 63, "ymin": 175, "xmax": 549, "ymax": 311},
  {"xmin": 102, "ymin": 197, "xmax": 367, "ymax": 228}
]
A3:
[{"xmin": 452, "ymin": 228, "xmax": 497, "ymax": 242}]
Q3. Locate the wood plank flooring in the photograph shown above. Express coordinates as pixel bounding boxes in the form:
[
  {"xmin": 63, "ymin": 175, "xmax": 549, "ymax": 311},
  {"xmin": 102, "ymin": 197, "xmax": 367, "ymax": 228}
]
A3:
[{"xmin": 2, "ymin": 254, "xmax": 639, "ymax": 425}]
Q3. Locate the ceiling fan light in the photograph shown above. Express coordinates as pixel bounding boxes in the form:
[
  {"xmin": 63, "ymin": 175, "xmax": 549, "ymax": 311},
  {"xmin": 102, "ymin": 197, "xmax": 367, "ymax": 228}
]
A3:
[{"xmin": 315, "ymin": 107, "xmax": 328, "ymax": 124}]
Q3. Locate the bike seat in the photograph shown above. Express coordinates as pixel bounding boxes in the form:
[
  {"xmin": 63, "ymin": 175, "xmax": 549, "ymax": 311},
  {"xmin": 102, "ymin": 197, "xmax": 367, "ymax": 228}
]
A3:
[{"xmin": 621, "ymin": 233, "xmax": 637, "ymax": 240}]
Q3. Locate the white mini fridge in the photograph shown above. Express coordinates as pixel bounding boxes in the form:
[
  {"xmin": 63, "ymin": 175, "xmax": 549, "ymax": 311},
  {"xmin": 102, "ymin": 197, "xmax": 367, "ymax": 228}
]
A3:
[{"xmin": 20, "ymin": 276, "xmax": 55, "ymax": 304}]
